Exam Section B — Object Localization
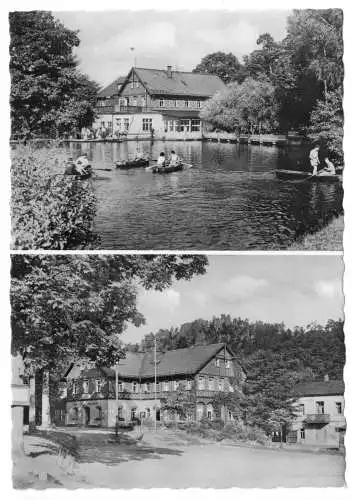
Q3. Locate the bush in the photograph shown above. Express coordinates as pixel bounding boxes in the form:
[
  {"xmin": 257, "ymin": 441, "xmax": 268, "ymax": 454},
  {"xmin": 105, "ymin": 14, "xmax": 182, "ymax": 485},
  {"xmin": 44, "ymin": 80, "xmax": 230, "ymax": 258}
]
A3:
[
  {"xmin": 218, "ymin": 421, "xmax": 269, "ymax": 445},
  {"xmin": 11, "ymin": 145, "xmax": 98, "ymax": 249}
]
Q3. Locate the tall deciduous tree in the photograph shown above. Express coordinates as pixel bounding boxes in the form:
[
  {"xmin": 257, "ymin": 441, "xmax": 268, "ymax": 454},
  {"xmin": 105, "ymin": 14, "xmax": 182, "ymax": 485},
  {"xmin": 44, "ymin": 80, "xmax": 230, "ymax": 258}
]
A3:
[
  {"xmin": 11, "ymin": 255, "xmax": 208, "ymax": 435},
  {"xmin": 9, "ymin": 11, "xmax": 99, "ymax": 139},
  {"xmin": 193, "ymin": 52, "xmax": 246, "ymax": 84},
  {"xmin": 200, "ymin": 78, "xmax": 279, "ymax": 134}
]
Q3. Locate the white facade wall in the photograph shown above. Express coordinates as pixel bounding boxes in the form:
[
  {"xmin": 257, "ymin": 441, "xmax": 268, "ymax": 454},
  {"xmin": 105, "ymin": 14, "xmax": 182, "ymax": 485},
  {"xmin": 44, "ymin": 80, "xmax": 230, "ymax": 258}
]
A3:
[{"xmin": 292, "ymin": 394, "xmax": 346, "ymax": 447}]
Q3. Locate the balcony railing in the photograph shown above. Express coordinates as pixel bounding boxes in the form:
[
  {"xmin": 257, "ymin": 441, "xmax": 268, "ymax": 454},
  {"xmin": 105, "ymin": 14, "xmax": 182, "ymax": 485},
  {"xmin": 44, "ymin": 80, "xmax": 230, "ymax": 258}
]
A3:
[
  {"xmin": 114, "ymin": 389, "xmax": 227, "ymax": 400},
  {"xmin": 303, "ymin": 413, "xmax": 330, "ymax": 424}
]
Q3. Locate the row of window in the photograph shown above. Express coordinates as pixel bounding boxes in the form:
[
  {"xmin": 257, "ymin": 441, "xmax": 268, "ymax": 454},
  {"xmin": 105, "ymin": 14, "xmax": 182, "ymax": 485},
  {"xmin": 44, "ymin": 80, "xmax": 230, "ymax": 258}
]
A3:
[
  {"xmin": 297, "ymin": 401, "xmax": 343, "ymax": 415},
  {"xmin": 72, "ymin": 376, "xmax": 229, "ymax": 395},
  {"xmin": 165, "ymin": 119, "xmax": 201, "ymax": 133},
  {"xmin": 116, "ymin": 97, "xmax": 203, "ymax": 109}
]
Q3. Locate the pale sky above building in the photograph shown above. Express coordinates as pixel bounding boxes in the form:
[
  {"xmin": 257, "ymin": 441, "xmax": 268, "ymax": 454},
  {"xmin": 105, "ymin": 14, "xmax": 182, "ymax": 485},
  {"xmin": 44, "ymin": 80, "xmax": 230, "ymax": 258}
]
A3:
[
  {"xmin": 55, "ymin": 10, "xmax": 290, "ymax": 86},
  {"xmin": 122, "ymin": 255, "xmax": 344, "ymax": 344}
]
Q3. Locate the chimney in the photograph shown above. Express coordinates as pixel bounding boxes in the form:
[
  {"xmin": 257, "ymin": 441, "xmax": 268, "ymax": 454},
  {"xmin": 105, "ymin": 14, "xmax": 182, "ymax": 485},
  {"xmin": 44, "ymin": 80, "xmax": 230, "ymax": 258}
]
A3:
[
  {"xmin": 167, "ymin": 65, "xmax": 172, "ymax": 78},
  {"xmin": 324, "ymin": 374, "xmax": 329, "ymax": 382}
]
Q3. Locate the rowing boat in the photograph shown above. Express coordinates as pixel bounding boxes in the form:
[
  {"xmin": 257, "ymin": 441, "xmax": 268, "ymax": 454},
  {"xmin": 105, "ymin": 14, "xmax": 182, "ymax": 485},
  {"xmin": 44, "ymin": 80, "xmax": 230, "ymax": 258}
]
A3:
[
  {"xmin": 64, "ymin": 165, "xmax": 92, "ymax": 180},
  {"xmin": 151, "ymin": 163, "xmax": 184, "ymax": 174},
  {"xmin": 115, "ymin": 159, "xmax": 149, "ymax": 169},
  {"xmin": 276, "ymin": 169, "xmax": 342, "ymax": 182}
]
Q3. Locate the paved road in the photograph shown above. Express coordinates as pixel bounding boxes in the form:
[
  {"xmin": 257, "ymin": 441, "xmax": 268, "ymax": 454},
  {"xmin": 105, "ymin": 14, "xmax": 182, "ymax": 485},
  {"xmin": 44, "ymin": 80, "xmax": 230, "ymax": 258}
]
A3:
[{"xmin": 76, "ymin": 436, "xmax": 345, "ymax": 488}]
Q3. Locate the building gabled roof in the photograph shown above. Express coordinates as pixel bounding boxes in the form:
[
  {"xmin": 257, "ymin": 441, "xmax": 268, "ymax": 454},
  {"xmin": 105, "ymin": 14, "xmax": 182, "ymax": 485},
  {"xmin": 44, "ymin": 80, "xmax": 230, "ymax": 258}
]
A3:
[
  {"xmin": 294, "ymin": 380, "xmax": 344, "ymax": 397},
  {"xmin": 98, "ymin": 76, "xmax": 126, "ymax": 99},
  {"xmin": 66, "ymin": 343, "xmax": 235, "ymax": 381},
  {"xmin": 120, "ymin": 67, "xmax": 225, "ymax": 98}
]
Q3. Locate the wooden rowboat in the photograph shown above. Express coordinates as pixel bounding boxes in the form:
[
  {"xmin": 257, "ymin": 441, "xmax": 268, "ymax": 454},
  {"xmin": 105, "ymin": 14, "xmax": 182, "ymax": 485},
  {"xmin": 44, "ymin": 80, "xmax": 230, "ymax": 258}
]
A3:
[
  {"xmin": 152, "ymin": 163, "xmax": 184, "ymax": 174},
  {"xmin": 276, "ymin": 169, "xmax": 342, "ymax": 182},
  {"xmin": 64, "ymin": 165, "xmax": 92, "ymax": 180},
  {"xmin": 115, "ymin": 159, "xmax": 149, "ymax": 169}
]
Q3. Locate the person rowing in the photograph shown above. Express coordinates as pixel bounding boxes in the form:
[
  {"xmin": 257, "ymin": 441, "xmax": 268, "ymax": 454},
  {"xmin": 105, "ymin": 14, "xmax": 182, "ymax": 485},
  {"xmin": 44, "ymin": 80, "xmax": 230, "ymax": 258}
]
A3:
[
  {"xmin": 157, "ymin": 151, "xmax": 166, "ymax": 169},
  {"xmin": 168, "ymin": 150, "xmax": 180, "ymax": 167}
]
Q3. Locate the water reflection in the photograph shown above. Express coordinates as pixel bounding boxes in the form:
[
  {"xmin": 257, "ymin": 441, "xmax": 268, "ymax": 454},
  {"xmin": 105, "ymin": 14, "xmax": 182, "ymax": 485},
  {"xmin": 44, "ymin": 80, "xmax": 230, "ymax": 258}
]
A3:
[{"xmin": 63, "ymin": 141, "xmax": 343, "ymax": 249}]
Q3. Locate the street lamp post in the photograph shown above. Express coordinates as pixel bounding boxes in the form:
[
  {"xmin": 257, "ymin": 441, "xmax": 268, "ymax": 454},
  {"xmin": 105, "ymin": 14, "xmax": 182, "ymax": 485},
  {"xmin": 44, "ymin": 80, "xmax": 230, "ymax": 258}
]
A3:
[{"xmin": 154, "ymin": 334, "xmax": 157, "ymax": 433}]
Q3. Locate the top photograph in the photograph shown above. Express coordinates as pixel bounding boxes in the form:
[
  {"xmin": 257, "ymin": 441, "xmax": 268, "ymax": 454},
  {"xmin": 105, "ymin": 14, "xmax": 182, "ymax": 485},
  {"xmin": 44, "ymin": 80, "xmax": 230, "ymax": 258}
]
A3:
[{"xmin": 9, "ymin": 9, "xmax": 344, "ymax": 251}]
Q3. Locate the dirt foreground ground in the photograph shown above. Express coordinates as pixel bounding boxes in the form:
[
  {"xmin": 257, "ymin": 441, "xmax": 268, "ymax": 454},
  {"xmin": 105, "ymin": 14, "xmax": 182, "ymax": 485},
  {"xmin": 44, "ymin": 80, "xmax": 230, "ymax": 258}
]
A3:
[{"xmin": 13, "ymin": 429, "xmax": 346, "ymax": 489}]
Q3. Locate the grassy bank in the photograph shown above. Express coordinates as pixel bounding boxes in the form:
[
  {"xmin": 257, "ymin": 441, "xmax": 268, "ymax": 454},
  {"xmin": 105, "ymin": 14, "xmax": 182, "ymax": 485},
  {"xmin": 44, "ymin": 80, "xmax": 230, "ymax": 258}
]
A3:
[{"xmin": 289, "ymin": 215, "xmax": 343, "ymax": 251}]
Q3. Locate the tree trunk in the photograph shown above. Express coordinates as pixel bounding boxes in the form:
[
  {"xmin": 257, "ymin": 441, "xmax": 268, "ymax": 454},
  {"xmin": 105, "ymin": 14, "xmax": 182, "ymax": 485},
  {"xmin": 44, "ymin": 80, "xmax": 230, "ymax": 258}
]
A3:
[
  {"xmin": 29, "ymin": 376, "xmax": 36, "ymax": 433},
  {"xmin": 12, "ymin": 406, "xmax": 25, "ymax": 459},
  {"xmin": 41, "ymin": 370, "xmax": 51, "ymax": 429}
]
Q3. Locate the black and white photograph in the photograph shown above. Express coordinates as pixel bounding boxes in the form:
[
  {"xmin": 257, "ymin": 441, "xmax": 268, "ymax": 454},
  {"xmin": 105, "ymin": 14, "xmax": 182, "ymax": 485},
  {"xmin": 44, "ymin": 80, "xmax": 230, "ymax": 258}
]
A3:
[
  {"xmin": 9, "ymin": 8, "xmax": 343, "ymax": 251},
  {"xmin": 11, "ymin": 254, "xmax": 345, "ymax": 488},
  {"xmin": 5, "ymin": 1, "xmax": 351, "ymax": 495}
]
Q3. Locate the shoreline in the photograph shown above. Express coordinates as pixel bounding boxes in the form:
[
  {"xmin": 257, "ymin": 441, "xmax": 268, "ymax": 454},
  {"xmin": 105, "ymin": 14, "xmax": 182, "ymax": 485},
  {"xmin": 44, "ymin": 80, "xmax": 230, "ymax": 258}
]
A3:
[{"xmin": 288, "ymin": 215, "xmax": 344, "ymax": 251}]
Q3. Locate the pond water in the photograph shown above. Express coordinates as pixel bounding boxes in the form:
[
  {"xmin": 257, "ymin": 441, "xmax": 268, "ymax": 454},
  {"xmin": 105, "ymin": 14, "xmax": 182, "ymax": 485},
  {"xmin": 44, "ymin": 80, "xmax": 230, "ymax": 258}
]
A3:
[{"xmin": 66, "ymin": 141, "xmax": 343, "ymax": 250}]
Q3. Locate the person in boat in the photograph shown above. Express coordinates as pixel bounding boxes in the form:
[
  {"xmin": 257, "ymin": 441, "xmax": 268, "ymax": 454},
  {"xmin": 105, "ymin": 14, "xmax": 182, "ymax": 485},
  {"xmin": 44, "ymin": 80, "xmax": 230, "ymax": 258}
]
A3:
[
  {"xmin": 134, "ymin": 150, "xmax": 144, "ymax": 161},
  {"xmin": 309, "ymin": 143, "xmax": 321, "ymax": 175},
  {"xmin": 319, "ymin": 157, "xmax": 336, "ymax": 176},
  {"xmin": 64, "ymin": 157, "xmax": 76, "ymax": 175},
  {"xmin": 168, "ymin": 150, "xmax": 180, "ymax": 167},
  {"xmin": 157, "ymin": 152, "xmax": 166, "ymax": 168},
  {"xmin": 75, "ymin": 153, "xmax": 90, "ymax": 176}
]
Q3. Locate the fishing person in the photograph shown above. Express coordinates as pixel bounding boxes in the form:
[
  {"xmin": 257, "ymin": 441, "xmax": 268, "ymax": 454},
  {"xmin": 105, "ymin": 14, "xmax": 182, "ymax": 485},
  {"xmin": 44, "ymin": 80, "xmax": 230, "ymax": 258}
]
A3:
[{"xmin": 309, "ymin": 143, "xmax": 320, "ymax": 176}]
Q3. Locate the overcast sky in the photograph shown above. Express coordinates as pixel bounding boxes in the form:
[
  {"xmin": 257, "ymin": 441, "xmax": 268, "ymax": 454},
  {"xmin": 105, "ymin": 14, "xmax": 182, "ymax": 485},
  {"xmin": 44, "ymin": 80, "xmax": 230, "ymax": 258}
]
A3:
[
  {"xmin": 122, "ymin": 255, "xmax": 344, "ymax": 344},
  {"xmin": 55, "ymin": 10, "xmax": 289, "ymax": 86}
]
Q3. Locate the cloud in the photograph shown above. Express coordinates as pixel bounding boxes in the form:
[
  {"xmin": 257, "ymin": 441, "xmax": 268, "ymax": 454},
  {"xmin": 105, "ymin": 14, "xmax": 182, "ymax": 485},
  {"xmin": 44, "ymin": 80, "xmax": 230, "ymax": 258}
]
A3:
[
  {"xmin": 215, "ymin": 275, "xmax": 268, "ymax": 303},
  {"xmin": 189, "ymin": 290, "xmax": 207, "ymax": 308},
  {"xmin": 195, "ymin": 20, "xmax": 259, "ymax": 57},
  {"xmin": 140, "ymin": 288, "xmax": 181, "ymax": 314},
  {"xmin": 315, "ymin": 280, "xmax": 342, "ymax": 299}
]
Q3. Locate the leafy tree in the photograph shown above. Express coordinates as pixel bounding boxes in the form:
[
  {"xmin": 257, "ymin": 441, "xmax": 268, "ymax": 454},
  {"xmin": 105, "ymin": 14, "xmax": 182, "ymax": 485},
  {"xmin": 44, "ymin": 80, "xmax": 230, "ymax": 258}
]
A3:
[
  {"xmin": 193, "ymin": 51, "xmax": 246, "ymax": 84},
  {"xmin": 307, "ymin": 89, "xmax": 344, "ymax": 164},
  {"xmin": 285, "ymin": 9, "xmax": 343, "ymax": 99},
  {"xmin": 161, "ymin": 382, "xmax": 197, "ymax": 420},
  {"xmin": 9, "ymin": 11, "xmax": 99, "ymax": 139},
  {"xmin": 200, "ymin": 78, "xmax": 279, "ymax": 134},
  {"xmin": 11, "ymin": 145, "xmax": 98, "ymax": 250}
]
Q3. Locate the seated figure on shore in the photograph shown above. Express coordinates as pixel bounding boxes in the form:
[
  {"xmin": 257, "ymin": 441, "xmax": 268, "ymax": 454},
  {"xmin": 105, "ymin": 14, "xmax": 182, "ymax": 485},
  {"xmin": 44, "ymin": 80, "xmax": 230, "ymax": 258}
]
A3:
[{"xmin": 134, "ymin": 150, "xmax": 144, "ymax": 161}]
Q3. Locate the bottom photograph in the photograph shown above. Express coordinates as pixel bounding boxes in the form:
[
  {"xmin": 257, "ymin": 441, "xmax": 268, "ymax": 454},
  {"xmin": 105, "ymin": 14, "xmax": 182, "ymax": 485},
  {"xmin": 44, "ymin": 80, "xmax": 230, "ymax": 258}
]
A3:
[{"xmin": 11, "ymin": 254, "xmax": 345, "ymax": 489}]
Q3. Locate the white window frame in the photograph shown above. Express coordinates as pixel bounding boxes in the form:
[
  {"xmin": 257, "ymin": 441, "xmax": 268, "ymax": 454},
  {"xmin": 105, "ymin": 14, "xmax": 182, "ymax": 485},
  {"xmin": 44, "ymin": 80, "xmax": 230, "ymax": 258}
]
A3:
[
  {"xmin": 197, "ymin": 101, "xmax": 201, "ymax": 108},
  {"xmin": 73, "ymin": 381, "xmax": 78, "ymax": 395},
  {"xmin": 163, "ymin": 381, "xmax": 170, "ymax": 392},
  {"xmin": 336, "ymin": 402, "xmax": 342, "ymax": 415},
  {"xmin": 142, "ymin": 118, "xmax": 152, "ymax": 132},
  {"xmin": 95, "ymin": 379, "xmax": 101, "ymax": 393},
  {"xmin": 215, "ymin": 359, "xmax": 220, "ymax": 367},
  {"xmin": 82, "ymin": 379, "xmax": 89, "ymax": 394},
  {"xmin": 218, "ymin": 378, "xmax": 224, "ymax": 392},
  {"xmin": 173, "ymin": 380, "xmax": 179, "ymax": 391},
  {"xmin": 145, "ymin": 382, "xmax": 150, "ymax": 393},
  {"xmin": 133, "ymin": 382, "xmax": 138, "ymax": 393},
  {"xmin": 198, "ymin": 377, "xmax": 205, "ymax": 390},
  {"xmin": 316, "ymin": 401, "xmax": 325, "ymax": 414},
  {"xmin": 186, "ymin": 380, "xmax": 192, "ymax": 390},
  {"xmin": 118, "ymin": 381, "xmax": 123, "ymax": 392},
  {"xmin": 225, "ymin": 360, "xmax": 231, "ymax": 369},
  {"xmin": 208, "ymin": 378, "xmax": 215, "ymax": 391},
  {"xmin": 184, "ymin": 100, "xmax": 189, "ymax": 108},
  {"xmin": 159, "ymin": 99, "xmax": 164, "ymax": 107}
]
